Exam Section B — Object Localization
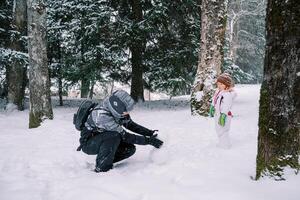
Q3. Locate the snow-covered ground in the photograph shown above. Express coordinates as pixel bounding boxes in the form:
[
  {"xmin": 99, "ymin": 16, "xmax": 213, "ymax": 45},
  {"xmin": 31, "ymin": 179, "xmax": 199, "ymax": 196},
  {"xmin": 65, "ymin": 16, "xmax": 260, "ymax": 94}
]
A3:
[{"xmin": 0, "ymin": 85, "xmax": 299, "ymax": 200}]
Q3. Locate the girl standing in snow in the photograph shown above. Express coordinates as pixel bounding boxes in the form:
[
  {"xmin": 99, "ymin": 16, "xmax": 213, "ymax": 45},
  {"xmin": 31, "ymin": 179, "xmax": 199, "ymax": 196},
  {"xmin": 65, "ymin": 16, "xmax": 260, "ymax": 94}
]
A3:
[{"xmin": 209, "ymin": 73, "xmax": 237, "ymax": 149}]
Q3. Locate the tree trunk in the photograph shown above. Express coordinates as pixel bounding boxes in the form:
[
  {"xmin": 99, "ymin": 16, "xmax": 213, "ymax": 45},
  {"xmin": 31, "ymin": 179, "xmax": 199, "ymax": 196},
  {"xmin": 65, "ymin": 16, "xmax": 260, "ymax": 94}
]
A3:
[
  {"xmin": 27, "ymin": 0, "xmax": 53, "ymax": 128},
  {"xmin": 1, "ymin": 69, "xmax": 8, "ymax": 99},
  {"xmin": 255, "ymin": 0, "xmax": 300, "ymax": 180},
  {"xmin": 0, "ymin": 82, "xmax": 4, "ymax": 98},
  {"xmin": 191, "ymin": 0, "xmax": 227, "ymax": 116},
  {"xmin": 110, "ymin": 81, "xmax": 114, "ymax": 95},
  {"xmin": 130, "ymin": 46, "xmax": 144, "ymax": 102},
  {"xmin": 57, "ymin": 40, "xmax": 63, "ymax": 106},
  {"xmin": 7, "ymin": 0, "xmax": 27, "ymax": 110},
  {"xmin": 80, "ymin": 78, "xmax": 89, "ymax": 98},
  {"xmin": 88, "ymin": 81, "xmax": 94, "ymax": 99},
  {"xmin": 58, "ymin": 72, "xmax": 63, "ymax": 106},
  {"xmin": 129, "ymin": 0, "xmax": 145, "ymax": 102},
  {"xmin": 227, "ymin": 0, "xmax": 240, "ymax": 64}
]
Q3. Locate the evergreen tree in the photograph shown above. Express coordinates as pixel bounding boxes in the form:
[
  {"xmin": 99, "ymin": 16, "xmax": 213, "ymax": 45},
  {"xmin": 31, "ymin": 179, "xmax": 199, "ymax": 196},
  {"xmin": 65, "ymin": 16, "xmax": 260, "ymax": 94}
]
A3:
[
  {"xmin": 128, "ymin": 0, "xmax": 145, "ymax": 102},
  {"xmin": 47, "ymin": 0, "xmax": 76, "ymax": 104},
  {"xmin": 112, "ymin": 0, "xmax": 200, "ymax": 98},
  {"xmin": 110, "ymin": 0, "xmax": 148, "ymax": 101},
  {"xmin": 47, "ymin": 0, "xmax": 125, "ymax": 98},
  {"xmin": 7, "ymin": 0, "xmax": 28, "ymax": 110},
  {"xmin": 0, "ymin": 0, "xmax": 12, "ymax": 99},
  {"xmin": 255, "ymin": 0, "xmax": 300, "ymax": 180},
  {"xmin": 144, "ymin": 0, "xmax": 200, "ymax": 97},
  {"xmin": 45, "ymin": 0, "xmax": 201, "ymax": 99}
]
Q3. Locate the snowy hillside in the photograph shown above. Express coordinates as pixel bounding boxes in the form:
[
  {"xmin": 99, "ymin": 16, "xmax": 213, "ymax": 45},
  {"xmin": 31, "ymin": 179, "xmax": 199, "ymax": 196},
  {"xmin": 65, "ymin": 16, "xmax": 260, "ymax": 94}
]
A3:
[{"xmin": 0, "ymin": 85, "xmax": 299, "ymax": 200}]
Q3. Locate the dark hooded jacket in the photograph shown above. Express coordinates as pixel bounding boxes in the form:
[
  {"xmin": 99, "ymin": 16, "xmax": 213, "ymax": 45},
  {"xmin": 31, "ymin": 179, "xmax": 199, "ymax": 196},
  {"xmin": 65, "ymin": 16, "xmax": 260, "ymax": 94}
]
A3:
[{"xmin": 84, "ymin": 90, "xmax": 153, "ymax": 141}]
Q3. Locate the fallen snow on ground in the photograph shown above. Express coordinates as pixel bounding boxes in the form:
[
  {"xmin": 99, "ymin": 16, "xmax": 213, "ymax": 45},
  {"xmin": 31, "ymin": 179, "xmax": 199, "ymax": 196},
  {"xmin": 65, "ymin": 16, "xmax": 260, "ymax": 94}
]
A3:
[{"xmin": 0, "ymin": 85, "xmax": 299, "ymax": 200}]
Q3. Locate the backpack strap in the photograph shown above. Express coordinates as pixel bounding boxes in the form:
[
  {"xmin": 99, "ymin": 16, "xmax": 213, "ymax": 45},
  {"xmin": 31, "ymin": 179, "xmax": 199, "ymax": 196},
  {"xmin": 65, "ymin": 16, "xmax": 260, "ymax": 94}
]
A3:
[
  {"xmin": 84, "ymin": 104, "xmax": 98, "ymax": 130},
  {"xmin": 85, "ymin": 106, "xmax": 111, "ymax": 132}
]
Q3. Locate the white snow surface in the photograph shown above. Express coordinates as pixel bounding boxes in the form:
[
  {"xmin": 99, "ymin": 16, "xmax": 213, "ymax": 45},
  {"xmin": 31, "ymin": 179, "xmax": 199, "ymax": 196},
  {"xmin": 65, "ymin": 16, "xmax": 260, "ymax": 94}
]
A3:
[{"xmin": 0, "ymin": 85, "xmax": 299, "ymax": 200}]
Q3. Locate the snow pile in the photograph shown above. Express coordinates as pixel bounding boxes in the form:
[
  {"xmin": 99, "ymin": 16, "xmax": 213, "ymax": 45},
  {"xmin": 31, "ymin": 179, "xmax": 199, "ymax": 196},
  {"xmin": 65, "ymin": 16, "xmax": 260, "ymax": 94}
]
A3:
[
  {"xmin": 0, "ymin": 85, "xmax": 299, "ymax": 200},
  {"xmin": 4, "ymin": 103, "xmax": 18, "ymax": 112}
]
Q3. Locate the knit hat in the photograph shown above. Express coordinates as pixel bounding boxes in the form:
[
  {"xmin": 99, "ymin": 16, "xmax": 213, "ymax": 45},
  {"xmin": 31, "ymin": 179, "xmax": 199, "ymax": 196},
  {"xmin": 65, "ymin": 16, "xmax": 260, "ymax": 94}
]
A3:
[
  {"xmin": 217, "ymin": 73, "xmax": 233, "ymax": 88},
  {"xmin": 112, "ymin": 90, "xmax": 135, "ymax": 112},
  {"xmin": 103, "ymin": 90, "xmax": 135, "ymax": 119}
]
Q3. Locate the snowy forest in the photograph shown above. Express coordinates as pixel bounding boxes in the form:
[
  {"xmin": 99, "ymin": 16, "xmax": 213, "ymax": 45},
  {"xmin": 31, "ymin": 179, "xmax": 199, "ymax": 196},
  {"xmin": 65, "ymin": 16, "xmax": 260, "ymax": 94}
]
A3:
[{"xmin": 0, "ymin": 0, "xmax": 299, "ymax": 200}]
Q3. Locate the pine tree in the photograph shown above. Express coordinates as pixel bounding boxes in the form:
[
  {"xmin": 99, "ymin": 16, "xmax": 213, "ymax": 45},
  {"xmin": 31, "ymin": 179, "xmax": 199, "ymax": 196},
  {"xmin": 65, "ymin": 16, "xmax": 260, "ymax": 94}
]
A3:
[
  {"xmin": 190, "ymin": 0, "xmax": 227, "ymax": 116},
  {"xmin": 28, "ymin": 0, "xmax": 53, "ymax": 128},
  {"xmin": 47, "ymin": 0, "xmax": 123, "ymax": 98},
  {"xmin": 144, "ymin": 0, "xmax": 200, "ymax": 97},
  {"xmin": 255, "ymin": 0, "xmax": 300, "ymax": 180},
  {"xmin": 47, "ymin": 0, "xmax": 69, "ymax": 105},
  {"xmin": 44, "ymin": 0, "xmax": 201, "ymax": 98},
  {"xmin": 110, "ymin": 0, "xmax": 147, "ymax": 101},
  {"xmin": 129, "ymin": 0, "xmax": 145, "ymax": 102},
  {"xmin": 0, "ymin": 0, "xmax": 13, "ymax": 99}
]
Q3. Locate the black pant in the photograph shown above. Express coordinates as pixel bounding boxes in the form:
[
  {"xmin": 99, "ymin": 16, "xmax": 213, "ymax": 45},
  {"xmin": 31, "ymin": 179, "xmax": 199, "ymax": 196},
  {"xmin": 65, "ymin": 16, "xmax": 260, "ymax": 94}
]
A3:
[{"xmin": 82, "ymin": 131, "xmax": 136, "ymax": 171}]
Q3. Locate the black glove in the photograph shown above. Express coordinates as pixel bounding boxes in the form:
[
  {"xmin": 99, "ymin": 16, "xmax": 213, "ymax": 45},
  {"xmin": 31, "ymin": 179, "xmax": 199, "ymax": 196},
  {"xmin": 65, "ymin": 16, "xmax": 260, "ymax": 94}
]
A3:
[
  {"xmin": 151, "ymin": 129, "xmax": 159, "ymax": 134},
  {"xmin": 142, "ymin": 129, "xmax": 158, "ymax": 137},
  {"xmin": 146, "ymin": 134, "xmax": 163, "ymax": 148}
]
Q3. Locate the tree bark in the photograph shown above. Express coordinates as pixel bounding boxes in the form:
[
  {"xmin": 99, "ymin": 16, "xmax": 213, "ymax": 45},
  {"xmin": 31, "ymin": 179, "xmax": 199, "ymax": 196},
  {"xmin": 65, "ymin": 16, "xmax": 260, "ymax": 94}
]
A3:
[
  {"xmin": 28, "ymin": 0, "xmax": 53, "ymax": 128},
  {"xmin": 129, "ymin": 0, "xmax": 145, "ymax": 102},
  {"xmin": 88, "ymin": 81, "xmax": 95, "ymax": 99},
  {"xmin": 255, "ymin": 0, "xmax": 300, "ymax": 180},
  {"xmin": 227, "ymin": 0, "xmax": 240, "ymax": 64},
  {"xmin": 1, "ymin": 68, "xmax": 8, "ymax": 99},
  {"xmin": 191, "ymin": 0, "xmax": 227, "ymax": 115},
  {"xmin": 80, "ymin": 78, "xmax": 89, "ymax": 98},
  {"xmin": 7, "ymin": 0, "xmax": 27, "ymax": 110},
  {"xmin": 58, "ymin": 70, "xmax": 63, "ymax": 106},
  {"xmin": 130, "ymin": 46, "xmax": 144, "ymax": 102},
  {"xmin": 57, "ymin": 39, "xmax": 63, "ymax": 106}
]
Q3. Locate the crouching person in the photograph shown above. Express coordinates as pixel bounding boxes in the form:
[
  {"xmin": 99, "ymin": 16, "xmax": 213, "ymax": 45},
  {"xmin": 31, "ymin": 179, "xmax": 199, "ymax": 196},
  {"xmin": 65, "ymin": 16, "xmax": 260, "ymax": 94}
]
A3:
[{"xmin": 77, "ymin": 90, "xmax": 163, "ymax": 173}]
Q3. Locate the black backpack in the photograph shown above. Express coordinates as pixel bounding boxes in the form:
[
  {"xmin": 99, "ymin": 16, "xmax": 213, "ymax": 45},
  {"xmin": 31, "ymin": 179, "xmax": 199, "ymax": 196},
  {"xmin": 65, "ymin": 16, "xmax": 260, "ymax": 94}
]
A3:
[{"xmin": 73, "ymin": 100, "xmax": 98, "ymax": 131}]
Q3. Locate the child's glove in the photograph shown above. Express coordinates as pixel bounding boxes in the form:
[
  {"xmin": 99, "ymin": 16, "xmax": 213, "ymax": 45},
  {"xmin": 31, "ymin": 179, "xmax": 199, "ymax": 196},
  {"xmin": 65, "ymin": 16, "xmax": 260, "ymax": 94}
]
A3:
[
  {"xmin": 209, "ymin": 105, "xmax": 215, "ymax": 117},
  {"xmin": 218, "ymin": 113, "xmax": 227, "ymax": 126}
]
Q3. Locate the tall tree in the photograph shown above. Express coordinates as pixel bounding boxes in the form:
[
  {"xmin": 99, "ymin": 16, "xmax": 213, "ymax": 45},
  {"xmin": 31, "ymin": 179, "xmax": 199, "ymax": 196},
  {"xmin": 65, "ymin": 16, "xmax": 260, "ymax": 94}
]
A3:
[
  {"xmin": 47, "ymin": 0, "xmax": 122, "ymax": 98},
  {"xmin": 7, "ymin": 0, "xmax": 27, "ymax": 110},
  {"xmin": 129, "ymin": 0, "xmax": 145, "ymax": 102},
  {"xmin": 190, "ymin": 0, "xmax": 227, "ymax": 116},
  {"xmin": 44, "ymin": 0, "xmax": 201, "ymax": 99},
  {"xmin": 27, "ymin": 0, "xmax": 53, "ymax": 128},
  {"xmin": 111, "ymin": 0, "xmax": 153, "ymax": 101},
  {"xmin": 224, "ymin": 0, "xmax": 266, "ymax": 84},
  {"xmin": 0, "ymin": 0, "xmax": 11, "ymax": 47},
  {"xmin": 255, "ymin": 0, "xmax": 300, "ymax": 180},
  {"xmin": 144, "ymin": 0, "xmax": 200, "ymax": 97},
  {"xmin": 0, "ymin": 0, "xmax": 13, "ymax": 99},
  {"xmin": 47, "ymin": 0, "xmax": 67, "ymax": 106}
]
